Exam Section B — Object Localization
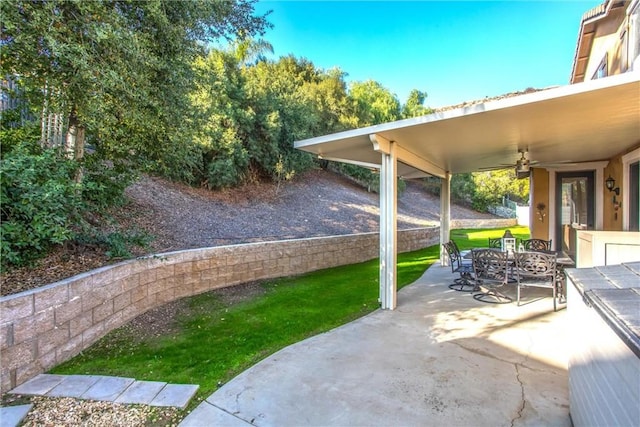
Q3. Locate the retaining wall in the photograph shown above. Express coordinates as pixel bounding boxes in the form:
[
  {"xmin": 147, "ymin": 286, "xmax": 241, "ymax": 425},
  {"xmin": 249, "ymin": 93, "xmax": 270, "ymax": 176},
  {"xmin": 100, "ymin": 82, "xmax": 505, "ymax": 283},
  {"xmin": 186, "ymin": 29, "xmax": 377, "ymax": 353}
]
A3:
[{"xmin": 0, "ymin": 227, "xmax": 439, "ymax": 392}]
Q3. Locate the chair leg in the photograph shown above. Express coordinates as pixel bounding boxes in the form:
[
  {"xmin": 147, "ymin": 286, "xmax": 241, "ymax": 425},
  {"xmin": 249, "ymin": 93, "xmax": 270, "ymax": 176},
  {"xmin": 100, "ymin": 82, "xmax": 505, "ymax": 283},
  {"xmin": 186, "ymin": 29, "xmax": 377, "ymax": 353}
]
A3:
[
  {"xmin": 473, "ymin": 283, "xmax": 512, "ymax": 304},
  {"xmin": 448, "ymin": 272, "xmax": 476, "ymax": 292}
]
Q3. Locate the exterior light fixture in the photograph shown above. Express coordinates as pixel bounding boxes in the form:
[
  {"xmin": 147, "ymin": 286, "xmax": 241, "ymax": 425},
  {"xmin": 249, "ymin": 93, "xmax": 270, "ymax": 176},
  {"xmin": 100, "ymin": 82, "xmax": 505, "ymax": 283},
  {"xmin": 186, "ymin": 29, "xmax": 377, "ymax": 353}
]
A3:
[
  {"xmin": 536, "ymin": 202, "xmax": 546, "ymax": 222},
  {"xmin": 605, "ymin": 176, "xmax": 620, "ymax": 195}
]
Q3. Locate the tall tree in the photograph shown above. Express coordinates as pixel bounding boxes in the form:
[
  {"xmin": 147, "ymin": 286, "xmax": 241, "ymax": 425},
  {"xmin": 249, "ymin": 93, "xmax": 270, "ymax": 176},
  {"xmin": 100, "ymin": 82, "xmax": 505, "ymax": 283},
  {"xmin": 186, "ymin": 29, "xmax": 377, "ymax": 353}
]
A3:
[
  {"xmin": 0, "ymin": 0, "xmax": 270, "ymax": 177},
  {"xmin": 402, "ymin": 89, "xmax": 432, "ymax": 118},
  {"xmin": 348, "ymin": 80, "xmax": 401, "ymax": 126}
]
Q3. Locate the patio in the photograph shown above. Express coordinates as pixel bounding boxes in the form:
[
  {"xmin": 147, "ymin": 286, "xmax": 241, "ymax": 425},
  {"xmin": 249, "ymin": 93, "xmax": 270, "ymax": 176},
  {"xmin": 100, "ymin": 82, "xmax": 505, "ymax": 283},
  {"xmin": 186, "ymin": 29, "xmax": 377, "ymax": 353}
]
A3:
[{"xmin": 181, "ymin": 261, "xmax": 570, "ymax": 426}]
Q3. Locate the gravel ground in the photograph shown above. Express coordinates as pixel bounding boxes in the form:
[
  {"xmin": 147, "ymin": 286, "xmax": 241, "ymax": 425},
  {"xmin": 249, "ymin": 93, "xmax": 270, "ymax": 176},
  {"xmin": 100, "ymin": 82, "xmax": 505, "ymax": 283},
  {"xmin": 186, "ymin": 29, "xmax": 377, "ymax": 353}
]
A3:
[
  {"xmin": 17, "ymin": 396, "xmax": 180, "ymax": 427},
  {"xmin": 125, "ymin": 168, "xmax": 495, "ymax": 250}
]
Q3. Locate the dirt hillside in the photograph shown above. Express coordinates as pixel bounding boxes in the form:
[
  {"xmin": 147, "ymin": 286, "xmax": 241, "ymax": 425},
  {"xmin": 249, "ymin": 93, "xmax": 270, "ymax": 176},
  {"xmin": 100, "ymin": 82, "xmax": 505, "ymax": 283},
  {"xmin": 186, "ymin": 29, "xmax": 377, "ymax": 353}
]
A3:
[{"xmin": 1, "ymin": 168, "xmax": 496, "ymax": 295}]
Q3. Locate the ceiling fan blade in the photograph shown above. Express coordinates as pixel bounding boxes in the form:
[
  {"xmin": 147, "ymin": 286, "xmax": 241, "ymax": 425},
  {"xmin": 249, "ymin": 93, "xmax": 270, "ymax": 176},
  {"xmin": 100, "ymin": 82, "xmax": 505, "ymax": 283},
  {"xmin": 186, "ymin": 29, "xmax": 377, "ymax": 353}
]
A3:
[{"xmin": 478, "ymin": 164, "xmax": 514, "ymax": 171}]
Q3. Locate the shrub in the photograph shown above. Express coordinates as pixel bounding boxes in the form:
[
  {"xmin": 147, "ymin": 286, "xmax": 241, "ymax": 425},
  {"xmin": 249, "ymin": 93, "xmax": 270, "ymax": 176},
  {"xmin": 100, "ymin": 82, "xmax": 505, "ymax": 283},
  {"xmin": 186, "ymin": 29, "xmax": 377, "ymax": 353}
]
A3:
[{"xmin": 1, "ymin": 142, "xmax": 82, "ymax": 267}]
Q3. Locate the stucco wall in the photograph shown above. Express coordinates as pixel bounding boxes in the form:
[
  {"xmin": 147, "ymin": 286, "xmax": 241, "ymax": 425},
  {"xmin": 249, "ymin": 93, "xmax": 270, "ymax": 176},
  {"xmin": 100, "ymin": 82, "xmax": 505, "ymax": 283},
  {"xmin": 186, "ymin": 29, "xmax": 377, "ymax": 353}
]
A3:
[
  {"xmin": 0, "ymin": 227, "xmax": 440, "ymax": 392},
  {"xmin": 603, "ymin": 154, "xmax": 624, "ymax": 231},
  {"xmin": 530, "ymin": 167, "xmax": 550, "ymax": 241}
]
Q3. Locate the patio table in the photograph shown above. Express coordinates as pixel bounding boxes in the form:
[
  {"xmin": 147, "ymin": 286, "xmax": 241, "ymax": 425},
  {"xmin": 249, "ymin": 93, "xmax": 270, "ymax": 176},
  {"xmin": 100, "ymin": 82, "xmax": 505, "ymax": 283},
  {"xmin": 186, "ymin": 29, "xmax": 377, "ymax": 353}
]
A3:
[{"xmin": 466, "ymin": 248, "xmax": 574, "ymax": 305}]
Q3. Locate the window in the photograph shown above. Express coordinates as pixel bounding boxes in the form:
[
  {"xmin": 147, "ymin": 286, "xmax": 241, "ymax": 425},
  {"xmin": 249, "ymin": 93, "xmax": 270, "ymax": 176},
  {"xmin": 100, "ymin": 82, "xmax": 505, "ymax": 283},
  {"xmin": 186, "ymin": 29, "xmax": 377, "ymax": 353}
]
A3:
[
  {"xmin": 593, "ymin": 57, "xmax": 608, "ymax": 79},
  {"xmin": 630, "ymin": 1, "xmax": 640, "ymax": 70}
]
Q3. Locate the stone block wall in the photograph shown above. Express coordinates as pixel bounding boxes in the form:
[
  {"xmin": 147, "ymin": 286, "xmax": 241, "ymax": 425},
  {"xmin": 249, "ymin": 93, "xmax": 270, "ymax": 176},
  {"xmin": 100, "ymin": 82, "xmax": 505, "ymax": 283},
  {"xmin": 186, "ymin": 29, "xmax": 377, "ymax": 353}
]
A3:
[{"xmin": 1, "ymin": 227, "xmax": 439, "ymax": 392}]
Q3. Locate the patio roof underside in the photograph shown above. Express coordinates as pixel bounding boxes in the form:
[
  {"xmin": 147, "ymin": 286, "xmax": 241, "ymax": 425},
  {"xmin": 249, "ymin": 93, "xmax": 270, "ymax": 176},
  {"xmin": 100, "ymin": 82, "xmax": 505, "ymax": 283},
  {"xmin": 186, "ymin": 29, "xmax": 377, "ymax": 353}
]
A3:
[{"xmin": 295, "ymin": 73, "xmax": 640, "ymax": 179}]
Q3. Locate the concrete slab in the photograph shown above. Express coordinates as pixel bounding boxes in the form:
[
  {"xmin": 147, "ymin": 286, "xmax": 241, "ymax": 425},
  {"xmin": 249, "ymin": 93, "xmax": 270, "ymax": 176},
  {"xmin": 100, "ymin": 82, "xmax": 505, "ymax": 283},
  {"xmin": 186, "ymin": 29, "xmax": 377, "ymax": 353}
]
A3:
[
  {"xmin": 180, "ymin": 401, "xmax": 252, "ymax": 426},
  {"xmin": 8, "ymin": 374, "xmax": 65, "ymax": 395},
  {"xmin": 81, "ymin": 376, "xmax": 135, "ymax": 401},
  {"xmin": 114, "ymin": 380, "xmax": 167, "ymax": 405},
  {"xmin": 46, "ymin": 375, "xmax": 100, "ymax": 398},
  {"xmin": 150, "ymin": 384, "xmax": 199, "ymax": 409},
  {"xmin": 0, "ymin": 404, "xmax": 32, "ymax": 427},
  {"xmin": 181, "ymin": 262, "xmax": 570, "ymax": 427}
]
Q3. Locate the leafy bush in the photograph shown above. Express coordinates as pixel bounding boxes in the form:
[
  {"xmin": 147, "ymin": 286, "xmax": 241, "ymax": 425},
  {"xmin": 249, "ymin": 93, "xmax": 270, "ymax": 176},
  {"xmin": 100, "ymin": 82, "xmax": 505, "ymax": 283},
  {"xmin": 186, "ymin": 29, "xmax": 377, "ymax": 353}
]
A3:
[
  {"xmin": 0, "ymin": 108, "xmax": 40, "ymax": 155},
  {"xmin": 75, "ymin": 228, "xmax": 153, "ymax": 260},
  {"xmin": 1, "ymin": 142, "xmax": 82, "ymax": 267},
  {"xmin": 81, "ymin": 154, "xmax": 136, "ymax": 210},
  {"xmin": 0, "ymin": 135, "xmax": 144, "ymax": 269}
]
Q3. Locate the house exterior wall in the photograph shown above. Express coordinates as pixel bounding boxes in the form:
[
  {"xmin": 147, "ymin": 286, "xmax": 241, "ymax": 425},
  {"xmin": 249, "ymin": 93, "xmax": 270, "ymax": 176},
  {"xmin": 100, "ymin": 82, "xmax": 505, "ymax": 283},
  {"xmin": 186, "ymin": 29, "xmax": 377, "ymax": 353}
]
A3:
[
  {"xmin": 532, "ymin": 1, "xmax": 639, "ymax": 241},
  {"xmin": 530, "ymin": 167, "xmax": 550, "ymax": 240},
  {"xmin": 603, "ymin": 154, "xmax": 624, "ymax": 230},
  {"xmin": 574, "ymin": 0, "xmax": 640, "ymax": 82},
  {"xmin": 585, "ymin": 6, "xmax": 628, "ymax": 79}
]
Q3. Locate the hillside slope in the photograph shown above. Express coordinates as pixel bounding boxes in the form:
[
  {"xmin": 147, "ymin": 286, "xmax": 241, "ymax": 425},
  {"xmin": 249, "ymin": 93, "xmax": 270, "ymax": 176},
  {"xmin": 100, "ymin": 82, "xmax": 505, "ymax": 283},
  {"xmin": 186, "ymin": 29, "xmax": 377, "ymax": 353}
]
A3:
[
  {"xmin": 127, "ymin": 168, "xmax": 496, "ymax": 251},
  {"xmin": 1, "ymin": 168, "xmax": 496, "ymax": 295}
]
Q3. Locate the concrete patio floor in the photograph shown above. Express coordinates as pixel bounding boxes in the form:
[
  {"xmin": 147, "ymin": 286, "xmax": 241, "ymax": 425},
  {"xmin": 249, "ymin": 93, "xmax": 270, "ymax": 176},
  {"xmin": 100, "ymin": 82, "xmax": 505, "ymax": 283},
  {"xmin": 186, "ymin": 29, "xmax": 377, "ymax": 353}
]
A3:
[{"xmin": 180, "ymin": 261, "xmax": 570, "ymax": 427}]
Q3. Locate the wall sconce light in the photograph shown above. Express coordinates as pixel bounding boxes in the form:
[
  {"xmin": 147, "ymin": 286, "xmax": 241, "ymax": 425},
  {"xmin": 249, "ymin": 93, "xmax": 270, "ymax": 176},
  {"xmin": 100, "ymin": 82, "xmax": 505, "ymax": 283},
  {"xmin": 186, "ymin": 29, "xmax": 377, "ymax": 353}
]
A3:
[
  {"xmin": 605, "ymin": 176, "xmax": 620, "ymax": 195},
  {"xmin": 536, "ymin": 202, "xmax": 546, "ymax": 222}
]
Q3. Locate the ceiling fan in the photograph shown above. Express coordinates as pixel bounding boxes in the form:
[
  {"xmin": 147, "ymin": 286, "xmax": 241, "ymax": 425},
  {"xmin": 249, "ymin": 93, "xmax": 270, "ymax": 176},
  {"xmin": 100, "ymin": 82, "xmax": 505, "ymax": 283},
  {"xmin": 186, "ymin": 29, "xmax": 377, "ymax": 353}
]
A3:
[{"xmin": 479, "ymin": 149, "xmax": 537, "ymax": 177}]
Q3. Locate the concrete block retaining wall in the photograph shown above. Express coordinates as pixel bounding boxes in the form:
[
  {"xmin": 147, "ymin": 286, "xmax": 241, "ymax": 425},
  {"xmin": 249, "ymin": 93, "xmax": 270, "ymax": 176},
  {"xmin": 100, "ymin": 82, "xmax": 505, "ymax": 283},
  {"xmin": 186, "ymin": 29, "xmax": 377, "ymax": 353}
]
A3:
[
  {"xmin": 1, "ymin": 227, "xmax": 440, "ymax": 392},
  {"xmin": 0, "ymin": 219, "xmax": 517, "ymax": 392}
]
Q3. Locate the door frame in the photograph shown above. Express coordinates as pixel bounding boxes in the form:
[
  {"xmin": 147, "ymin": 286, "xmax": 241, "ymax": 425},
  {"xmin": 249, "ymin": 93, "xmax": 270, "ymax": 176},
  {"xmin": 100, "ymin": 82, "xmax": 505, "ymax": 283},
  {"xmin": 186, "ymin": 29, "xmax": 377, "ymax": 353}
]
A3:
[
  {"xmin": 622, "ymin": 147, "xmax": 640, "ymax": 230},
  {"xmin": 555, "ymin": 171, "xmax": 595, "ymax": 255},
  {"xmin": 547, "ymin": 161, "xmax": 607, "ymax": 248}
]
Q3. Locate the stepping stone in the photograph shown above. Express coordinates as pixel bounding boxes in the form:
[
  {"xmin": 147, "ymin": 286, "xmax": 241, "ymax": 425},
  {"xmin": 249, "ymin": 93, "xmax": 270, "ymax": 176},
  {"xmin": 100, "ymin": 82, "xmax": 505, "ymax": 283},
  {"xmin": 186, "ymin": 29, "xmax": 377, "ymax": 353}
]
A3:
[
  {"xmin": 47, "ymin": 375, "xmax": 100, "ymax": 398},
  {"xmin": 150, "ymin": 383, "xmax": 199, "ymax": 409},
  {"xmin": 0, "ymin": 404, "xmax": 33, "ymax": 427},
  {"xmin": 81, "ymin": 376, "xmax": 135, "ymax": 401},
  {"xmin": 9, "ymin": 374, "xmax": 65, "ymax": 396},
  {"xmin": 115, "ymin": 380, "xmax": 167, "ymax": 405}
]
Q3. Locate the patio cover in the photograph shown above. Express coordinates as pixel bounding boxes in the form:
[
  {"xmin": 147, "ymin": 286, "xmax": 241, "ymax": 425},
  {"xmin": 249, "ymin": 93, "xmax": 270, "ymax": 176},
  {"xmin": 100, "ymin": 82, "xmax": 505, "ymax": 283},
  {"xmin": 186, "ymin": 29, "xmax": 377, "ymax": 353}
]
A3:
[{"xmin": 294, "ymin": 72, "xmax": 640, "ymax": 309}]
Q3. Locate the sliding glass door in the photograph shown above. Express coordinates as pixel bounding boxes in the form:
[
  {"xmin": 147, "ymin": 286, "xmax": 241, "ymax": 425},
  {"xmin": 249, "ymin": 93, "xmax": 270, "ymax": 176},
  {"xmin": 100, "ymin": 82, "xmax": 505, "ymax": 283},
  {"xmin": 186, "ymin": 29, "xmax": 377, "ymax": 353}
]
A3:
[{"xmin": 556, "ymin": 171, "xmax": 595, "ymax": 259}]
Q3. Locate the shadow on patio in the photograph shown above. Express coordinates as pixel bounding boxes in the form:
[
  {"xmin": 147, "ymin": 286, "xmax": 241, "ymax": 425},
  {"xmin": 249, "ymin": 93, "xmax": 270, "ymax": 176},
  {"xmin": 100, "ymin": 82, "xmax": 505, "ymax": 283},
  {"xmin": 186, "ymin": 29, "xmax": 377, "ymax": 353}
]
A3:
[{"xmin": 181, "ymin": 262, "xmax": 570, "ymax": 427}]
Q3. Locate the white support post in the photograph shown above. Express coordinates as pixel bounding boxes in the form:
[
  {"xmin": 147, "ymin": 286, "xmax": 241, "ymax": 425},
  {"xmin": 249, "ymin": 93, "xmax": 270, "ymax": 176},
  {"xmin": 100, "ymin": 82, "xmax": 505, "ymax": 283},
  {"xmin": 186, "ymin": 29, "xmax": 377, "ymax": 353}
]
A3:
[
  {"xmin": 440, "ymin": 172, "xmax": 451, "ymax": 266},
  {"xmin": 379, "ymin": 141, "xmax": 398, "ymax": 310}
]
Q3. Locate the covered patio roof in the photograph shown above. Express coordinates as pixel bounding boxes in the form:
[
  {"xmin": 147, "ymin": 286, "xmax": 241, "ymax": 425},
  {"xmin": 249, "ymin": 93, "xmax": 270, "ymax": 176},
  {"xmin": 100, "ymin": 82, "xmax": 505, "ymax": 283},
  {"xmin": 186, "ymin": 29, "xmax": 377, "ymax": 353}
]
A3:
[
  {"xmin": 294, "ymin": 72, "xmax": 639, "ymax": 310},
  {"xmin": 295, "ymin": 72, "xmax": 640, "ymax": 178}
]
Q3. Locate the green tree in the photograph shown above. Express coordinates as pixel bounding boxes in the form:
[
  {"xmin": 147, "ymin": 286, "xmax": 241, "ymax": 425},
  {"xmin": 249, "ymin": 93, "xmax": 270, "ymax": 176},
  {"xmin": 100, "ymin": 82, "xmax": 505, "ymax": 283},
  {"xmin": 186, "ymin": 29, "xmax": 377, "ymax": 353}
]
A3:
[
  {"xmin": 402, "ymin": 89, "xmax": 433, "ymax": 118},
  {"xmin": 0, "ymin": 1, "xmax": 270, "ymax": 267},
  {"xmin": 0, "ymin": 0, "xmax": 270, "ymax": 176},
  {"xmin": 471, "ymin": 169, "xmax": 529, "ymax": 211},
  {"xmin": 348, "ymin": 80, "xmax": 401, "ymax": 126}
]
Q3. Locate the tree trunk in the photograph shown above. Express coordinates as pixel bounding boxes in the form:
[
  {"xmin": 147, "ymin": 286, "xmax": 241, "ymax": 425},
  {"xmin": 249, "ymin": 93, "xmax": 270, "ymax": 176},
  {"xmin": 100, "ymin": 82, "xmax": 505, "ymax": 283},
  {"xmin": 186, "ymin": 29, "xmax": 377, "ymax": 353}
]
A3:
[{"xmin": 65, "ymin": 108, "xmax": 86, "ymax": 183}]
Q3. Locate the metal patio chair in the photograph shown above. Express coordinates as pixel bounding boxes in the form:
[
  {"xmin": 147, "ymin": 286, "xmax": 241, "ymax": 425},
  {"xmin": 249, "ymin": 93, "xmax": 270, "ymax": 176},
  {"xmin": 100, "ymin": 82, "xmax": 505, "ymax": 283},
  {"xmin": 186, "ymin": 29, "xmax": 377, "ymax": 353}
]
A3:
[
  {"xmin": 522, "ymin": 238, "xmax": 552, "ymax": 251},
  {"xmin": 471, "ymin": 249, "xmax": 511, "ymax": 304},
  {"xmin": 513, "ymin": 251, "xmax": 559, "ymax": 311},
  {"xmin": 488, "ymin": 238, "xmax": 502, "ymax": 249},
  {"xmin": 443, "ymin": 241, "xmax": 476, "ymax": 292}
]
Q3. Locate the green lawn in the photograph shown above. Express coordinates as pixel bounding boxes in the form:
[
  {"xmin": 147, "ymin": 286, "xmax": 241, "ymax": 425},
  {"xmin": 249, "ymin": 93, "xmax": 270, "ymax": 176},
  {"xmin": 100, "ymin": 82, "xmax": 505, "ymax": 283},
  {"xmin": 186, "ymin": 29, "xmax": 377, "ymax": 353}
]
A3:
[
  {"xmin": 450, "ymin": 225, "xmax": 530, "ymax": 251},
  {"xmin": 51, "ymin": 226, "xmax": 528, "ymax": 411}
]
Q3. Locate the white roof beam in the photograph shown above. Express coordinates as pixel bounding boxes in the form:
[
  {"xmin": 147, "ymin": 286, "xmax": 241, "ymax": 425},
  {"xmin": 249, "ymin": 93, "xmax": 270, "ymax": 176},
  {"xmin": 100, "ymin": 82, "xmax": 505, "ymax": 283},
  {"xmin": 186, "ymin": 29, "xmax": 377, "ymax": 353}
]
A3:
[
  {"xmin": 318, "ymin": 155, "xmax": 380, "ymax": 170},
  {"xmin": 370, "ymin": 133, "xmax": 446, "ymax": 178}
]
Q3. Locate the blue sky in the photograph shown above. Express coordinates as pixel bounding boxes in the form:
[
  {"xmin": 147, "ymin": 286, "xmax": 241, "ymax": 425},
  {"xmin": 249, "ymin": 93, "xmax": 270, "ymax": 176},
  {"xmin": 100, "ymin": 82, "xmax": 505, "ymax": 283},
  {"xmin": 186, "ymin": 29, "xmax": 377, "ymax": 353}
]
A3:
[{"xmin": 253, "ymin": 0, "xmax": 602, "ymax": 108}]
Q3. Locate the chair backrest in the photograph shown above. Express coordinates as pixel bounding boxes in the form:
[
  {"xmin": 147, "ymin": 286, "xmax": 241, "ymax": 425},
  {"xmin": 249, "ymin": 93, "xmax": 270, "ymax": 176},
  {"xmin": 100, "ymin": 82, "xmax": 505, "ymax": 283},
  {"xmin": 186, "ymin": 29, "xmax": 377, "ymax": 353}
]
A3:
[
  {"xmin": 442, "ymin": 241, "xmax": 459, "ymax": 273},
  {"xmin": 522, "ymin": 238, "xmax": 552, "ymax": 251},
  {"xmin": 450, "ymin": 240, "xmax": 463, "ymax": 256},
  {"xmin": 472, "ymin": 249, "xmax": 508, "ymax": 284},
  {"xmin": 488, "ymin": 238, "xmax": 502, "ymax": 249},
  {"xmin": 513, "ymin": 251, "xmax": 556, "ymax": 282}
]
